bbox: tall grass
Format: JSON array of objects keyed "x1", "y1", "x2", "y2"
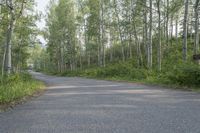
[{"x1": 0, "y1": 73, "x2": 44, "y2": 104}]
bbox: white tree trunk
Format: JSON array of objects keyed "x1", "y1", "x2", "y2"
[
  {"x1": 5, "y1": 9, "x2": 15, "y2": 74},
  {"x1": 157, "y1": 0, "x2": 162, "y2": 71},
  {"x1": 148, "y1": 0, "x2": 153, "y2": 69},
  {"x1": 194, "y1": 0, "x2": 200, "y2": 54},
  {"x1": 182, "y1": 0, "x2": 189, "y2": 61}
]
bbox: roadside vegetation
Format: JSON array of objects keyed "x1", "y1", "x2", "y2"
[
  {"x1": 0, "y1": 73, "x2": 44, "y2": 105},
  {"x1": 46, "y1": 60, "x2": 200, "y2": 89}
]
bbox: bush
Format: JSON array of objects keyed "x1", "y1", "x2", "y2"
[
  {"x1": 61, "y1": 62, "x2": 149, "y2": 81},
  {"x1": 130, "y1": 68, "x2": 148, "y2": 80},
  {"x1": 167, "y1": 64, "x2": 200, "y2": 87}
]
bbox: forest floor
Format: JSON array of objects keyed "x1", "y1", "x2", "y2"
[{"x1": 0, "y1": 72, "x2": 200, "y2": 133}]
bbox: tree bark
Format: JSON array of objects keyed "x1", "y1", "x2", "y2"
[
  {"x1": 157, "y1": 0, "x2": 162, "y2": 71},
  {"x1": 156, "y1": 0, "x2": 162, "y2": 71},
  {"x1": 175, "y1": 15, "x2": 179, "y2": 60},
  {"x1": 5, "y1": 7, "x2": 15, "y2": 74},
  {"x1": 148, "y1": 0, "x2": 153, "y2": 69},
  {"x1": 194, "y1": 0, "x2": 200, "y2": 54},
  {"x1": 100, "y1": 0, "x2": 105, "y2": 67},
  {"x1": 2, "y1": 42, "x2": 7, "y2": 77},
  {"x1": 166, "y1": 0, "x2": 169, "y2": 47},
  {"x1": 114, "y1": 0, "x2": 125, "y2": 62},
  {"x1": 182, "y1": 0, "x2": 189, "y2": 61}
]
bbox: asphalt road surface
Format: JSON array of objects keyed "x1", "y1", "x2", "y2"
[{"x1": 1, "y1": 72, "x2": 200, "y2": 133}]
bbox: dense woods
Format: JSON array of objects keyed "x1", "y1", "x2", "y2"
[
  {"x1": 34, "y1": 0, "x2": 198, "y2": 70},
  {"x1": 31, "y1": 0, "x2": 200, "y2": 87}
]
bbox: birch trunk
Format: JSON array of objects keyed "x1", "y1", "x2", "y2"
[
  {"x1": 5, "y1": 6, "x2": 15, "y2": 74},
  {"x1": 148, "y1": 0, "x2": 153, "y2": 69},
  {"x1": 182, "y1": 0, "x2": 189, "y2": 61},
  {"x1": 194, "y1": 0, "x2": 200, "y2": 54},
  {"x1": 114, "y1": 0, "x2": 125, "y2": 62},
  {"x1": 157, "y1": 0, "x2": 162, "y2": 71}
]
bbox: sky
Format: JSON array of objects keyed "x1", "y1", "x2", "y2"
[{"x1": 35, "y1": 0, "x2": 50, "y2": 45}]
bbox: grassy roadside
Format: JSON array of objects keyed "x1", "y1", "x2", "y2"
[{"x1": 0, "y1": 73, "x2": 45, "y2": 111}]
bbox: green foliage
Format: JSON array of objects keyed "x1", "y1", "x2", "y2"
[
  {"x1": 42, "y1": 0, "x2": 77, "y2": 72},
  {"x1": 0, "y1": 0, "x2": 39, "y2": 74},
  {"x1": 166, "y1": 64, "x2": 200, "y2": 87},
  {"x1": 92, "y1": 62, "x2": 147, "y2": 80},
  {"x1": 0, "y1": 73, "x2": 44, "y2": 104},
  {"x1": 59, "y1": 61, "x2": 147, "y2": 80}
]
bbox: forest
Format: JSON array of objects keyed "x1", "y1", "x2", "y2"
[
  {"x1": 33, "y1": 0, "x2": 200, "y2": 87},
  {"x1": 0, "y1": 0, "x2": 200, "y2": 104}
]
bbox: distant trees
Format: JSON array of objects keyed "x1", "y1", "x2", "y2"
[
  {"x1": 45, "y1": 0, "x2": 76, "y2": 72},
  {"x1": 36, "y1": 0, "x2": 200, "y2": 73}
]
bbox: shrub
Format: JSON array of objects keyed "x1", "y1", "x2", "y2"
[
  {"x1": 167, "y1": 64, "x2": 200, "y2": 87},
  {"x1": 95, "y1": 63, "x2": 131, "y2": 78},
  {"x1": 130, "y1": 68, "x2": 148, "y2": 80}
]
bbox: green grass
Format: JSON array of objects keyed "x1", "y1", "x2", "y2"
[{"x1": 0, "y1": 73, "x2": 45, "y2": 105}]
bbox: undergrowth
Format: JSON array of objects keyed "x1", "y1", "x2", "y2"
[{"x1": 55, "y1": 61, "x2": 200, "y2": 89}]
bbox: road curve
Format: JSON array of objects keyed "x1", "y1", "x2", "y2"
[{"x1": 1, "y1": 72, "x2": 200, "y2": 133}]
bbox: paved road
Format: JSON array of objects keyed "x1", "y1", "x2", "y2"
[{"x1": 1, "y1": 72, "x2": 200, "y2": 133}]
